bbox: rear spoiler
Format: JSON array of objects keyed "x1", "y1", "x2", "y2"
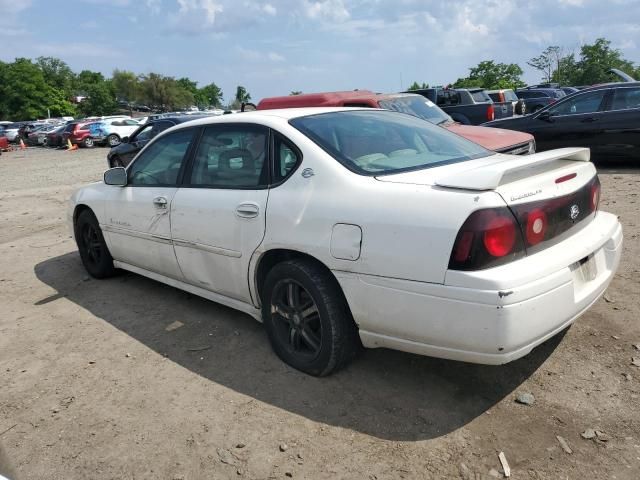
[{"x1": 435, "y1": 147, "x2": 590, "y2": 191}]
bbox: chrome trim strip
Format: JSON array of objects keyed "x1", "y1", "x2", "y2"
[
  {"x1": 101, "y1": 224, "x2": 173, "y2": 245},
  {"x1": 173, "y1": 239, "x2": 242, "y2": 258}
]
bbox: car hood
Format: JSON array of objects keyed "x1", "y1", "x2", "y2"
[{"x1": 446, "y1": 123, "x2": 532, "y2": 151}]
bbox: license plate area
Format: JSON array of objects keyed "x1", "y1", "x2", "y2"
[{"x1": 570, "y1": 253, "x2": 598, "y2": 288}]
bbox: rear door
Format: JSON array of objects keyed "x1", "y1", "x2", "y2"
[
  {"x1": 531, "y1": 89, "x2": 610, "y2": 151},
  {"x1": 596, "y1": 86, "x2": 640, "y2": 159},
  {"x1": 103, "y1": 127, "x2": 197, "y2": 279},
  {"x1": 170, "y1": 124, "x2": 271, "y2": 303}
]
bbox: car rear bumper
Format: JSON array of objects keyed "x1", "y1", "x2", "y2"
[{"x1": 335, "y1": 211, "x2": 622, "y2": 364}]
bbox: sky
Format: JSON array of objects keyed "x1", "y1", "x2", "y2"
[{"x1": 1, "y1": 0, "x2": 639, "y2": 103}]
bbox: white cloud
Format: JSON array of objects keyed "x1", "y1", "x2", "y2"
[
  {"x1": 263, "y1": 3, "x2": 277, "y2": 15},
  {"x1": 237, "y1": 46, "x2": 285, "y2": 63},
  {"x1": 304, "y1": 0, "x2": 350, "y2": 22}
]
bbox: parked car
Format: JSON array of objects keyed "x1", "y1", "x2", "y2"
[
  {"x1": 69, "y1": 108, "x2": 622, "y2": 376},
  {"x1": 2, "y1": 123, "x2": 23, "y2": 142},
  {"x1": 515, "y1": 87, "x2": 566, "y2": 113},
  {"x1": 484, "y1": 82, "x2": 640, "y2": 160},
  {"x1": 487, "y1": 89, "x2": 526, "y2": 115},
  {"x1": 257, "y1": 91, "x2": 535, "y2": 155},
  {"x1": 0, "y1": 126, "x2": 8, "y2": 152},
  {"x1": 44, "y1": 125, "x2": 67, "y2": 148},
  {"x1": 107, "y1": 116, "x2": 205, "y2": 168},
  {"x1": 17, "y1": 123, "x2": 50, "y2": 142},
  {"x1": 23, "y1": 125, "x2": 51, "y2": 146},
  {"x1": 61, "y1": 121, "x2": 107, "y2": 148},
  {"x1": 100, "y1": 118, "x2": 141, "y2": 147},
  {"x1": 406, "y1": 87, "x2": 512, "y2": 125}
]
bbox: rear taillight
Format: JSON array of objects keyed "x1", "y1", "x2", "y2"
[
  {"x1": 487, "y1": 104, "x2": 495, "y2": 121},
  {"x1": 449, "y1": 207, "x2": 525, "y2": 270}
]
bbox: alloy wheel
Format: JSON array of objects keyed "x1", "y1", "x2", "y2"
[{"x1": 270, "y1": 279, "x2": 322, "y2": 360}]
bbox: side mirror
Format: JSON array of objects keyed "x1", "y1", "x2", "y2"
[
  {"x1": 104, "y1": 167, "x2": 127, "y2": 186},
  {"x1": 121, "y1": 136, "x2": 129, "y2": 143},
  {"x1": 537, "y1": 111, "x2": 553, "y2": 122}
]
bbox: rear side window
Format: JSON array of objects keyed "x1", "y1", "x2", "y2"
[
  {"x1": 471, "y1": 90, "x2": 490, "y2": 103},
  {"x1": 611, "y1": 87, "x2": 640, "y2": 110},
  {"x1": 503, "y1": 90, "x2": 518, "y2": 102},
  {"x1": 273, "y1": 134, "x2": 301, "y2": 182},
  {"x1": 188, "y1": 125, "x2": 269, "y2": 188}
]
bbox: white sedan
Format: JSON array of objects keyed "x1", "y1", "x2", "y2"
[{"x1": 69, "y1": 108, "x2": 623, "y2": 376}]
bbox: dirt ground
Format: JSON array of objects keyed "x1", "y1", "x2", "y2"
[{"x1": 0, "y1": 146, "x2": 639, "y2": 480}]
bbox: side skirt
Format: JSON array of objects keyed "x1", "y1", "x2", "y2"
[{"x1": 113, "y1": 260, "x2": 263, "y2": 321}]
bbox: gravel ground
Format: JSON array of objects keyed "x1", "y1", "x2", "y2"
[{"x1": 0, "y1": 146, "x2": 639, "y2": 480}]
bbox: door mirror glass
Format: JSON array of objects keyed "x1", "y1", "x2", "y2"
[{"x1": 104, "y1": 167, "x2": 127, "y2": 186}]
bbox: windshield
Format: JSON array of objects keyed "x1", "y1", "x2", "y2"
[
  {"x1": 378, "y1": 96, "x2": 452, "y2": 125},
  {"x1": 290, "y1": 110, "x2": 490, "y2": 176}
]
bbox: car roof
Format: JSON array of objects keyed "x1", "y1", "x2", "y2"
[{"x1": 170, "y1": 107, "x2": 372, "y2": 130}]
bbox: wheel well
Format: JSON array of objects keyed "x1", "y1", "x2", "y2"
[
  {"x1": 255, "y1": 249, "x2": 335, "y2": 302},
  {"x1": 73, "y1": 204, "x2": 93, "y2": 227}
]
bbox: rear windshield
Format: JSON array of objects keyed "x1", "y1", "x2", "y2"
[
  {"x1": 470, "y1": 90, "x2": 491, "y2": 103},
  {"x1": 503, "y1": 90, "x2": 519, "y2": 102},
  {"x1": 378, "y1": 96, "x2": 452, "y2": 125},
  {"x1": 289, "y1": 110, "x2": 490, "y2": 176}
]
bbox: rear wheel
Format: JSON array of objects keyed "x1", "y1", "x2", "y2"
[
  {"x1": 110, "y1": 155, "x2": 124, "y2": 168},
  {"x1": 83, "y1": 137, "x2": 94, "y2": 148},
  {"x1": 75, "y1": 210, "x2": 116, "y2": 278},
  {"x1": 262, "y1": 259, "x2": 360, "y2": 376},
  {"x1": 107, "y1": 134, "x2": 121, "y2": 147}
]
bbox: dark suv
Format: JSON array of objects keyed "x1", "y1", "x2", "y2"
[{"x1": 515, "y1": 88, "x2": 565, "y2": 113}]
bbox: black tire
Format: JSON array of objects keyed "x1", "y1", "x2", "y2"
[
  {"x1": 261, "y1": 259, "x2": 360, "y2": 376},
  {"x1": 82, "y1": 137, "x2": 94, "y2": 148},
  {"x1": 111, "y1": 155, "x2": 124, "y2": 168},
  {"x1": 107, "y1": 134, "x2": 121, "y2": 147},
  {"x1": 75, "y1": 210, "x2": 116, "y2": 279}
]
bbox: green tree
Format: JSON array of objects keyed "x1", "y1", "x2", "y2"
[
  {"x1": 406, "y1": 81, "x2": 429, "y2": 90},
  {"x1": 36, "y1": 56, "x2": 74, "y2": 97},
  {"x1": 78, "y1": 81, "x2": 117, "y2": 116},
  {"x1": 454, "y1": 60, "x2": 526, "y2": 90},
  {"x1": 235, "y1": 85, "x2": 251, "y2": 103},
  {"x1": 139, "y1": 73, "x2": 194, "y2": 111},
  {"x1": 573, "y1": 38, "x2": 636, "y2": 85},
  {"x1": 74, "y1": 70, "x2": 106, "y2": 96},
  {"x1": 111, "y1": 69, "x2": 139, "y2": 104},
  {"x1": 199, "y1": 82, "x2": 223, "y2": 107},
  {"x1": 0, "y1": 58, "x2": 75, "y2": 119},
  {"x1": 527, "y1": 46, "x2": 563, "y2": 83}
]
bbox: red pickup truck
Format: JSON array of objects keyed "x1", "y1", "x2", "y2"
[{"x1": 257, "y1": 90, "x2": 535, "y2": 155}]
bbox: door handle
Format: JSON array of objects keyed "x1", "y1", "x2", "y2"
[
  {"x1": 153, "y1": 196, "x2": 168, "y2": 209},
  {"x1": 581, "y1": 117, "x2": 597, "y2": 123},
  {"x1": 236, "y1": 203, "x2": 259, "y2": 218}
]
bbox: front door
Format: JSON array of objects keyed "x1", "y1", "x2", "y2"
[
  {"x1": 103, "y1": 127, "x2": 197, "y2": 279},
  {"x1": 171, "y1": 124, "x2": 270, "y2": 303},
  {"x1": 533, "y1": 89, "x2": 610, "y2": 152}
]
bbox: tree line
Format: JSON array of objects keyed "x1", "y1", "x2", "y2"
[
  {"x1": 0, "y1": 57, "x2": 251, "y2": 120},
  {"x1": 407, "y1": 37, "x2": 640, "y2": 92},
  {"x1": 1, "y1": 37, "x2": 638, "y2": 120}
]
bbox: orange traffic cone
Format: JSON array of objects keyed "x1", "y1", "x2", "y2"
[
  {"x1": 19, "y1": 138, "x2": 26, "y2": 150},
  {"x1": 66, "y1": 139, "x2": 78, "y2": 151}
]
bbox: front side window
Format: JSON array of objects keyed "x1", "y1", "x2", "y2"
[
  {"x1": 548, "y1": 90, "x2": 608, "y2": 116},
  {"x1": 611, "y1": 87, "x2": 640, "y2": 111},
  {"x1": 189, "y1": 125, "x2": 268, "y2": 188},
  {"x1": 290, "y1": 110, "x2": 490, "y2": 175},
  {"x1": 128, "y1": 128, "x2": 195, "y2": 186}
]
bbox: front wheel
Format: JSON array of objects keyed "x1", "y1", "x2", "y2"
[
  {"x1": 82, "y1": 137, "x2": 94, "y2": 148},
  {"x1": 75, "y1": 210, "x2": 116, "y2": 278},
  {"x1": 262, "y1": 259, "x2": 360, "y2": 376}
]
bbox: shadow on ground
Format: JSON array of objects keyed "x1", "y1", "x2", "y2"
[{"x1": 35, "y1": 252, "x2": 564, "y2": 441}]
